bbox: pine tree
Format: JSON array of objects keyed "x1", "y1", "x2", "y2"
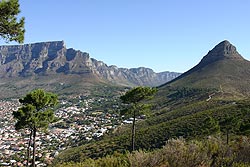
[
  {"x1": 120, "y1": 86, "x2": 157, "y2": 151},
  {"x1": 13, "y1": 89, "x2": 58, "y2": 167}
]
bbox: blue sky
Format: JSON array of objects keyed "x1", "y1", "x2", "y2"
[{"x1": 0, "y1": 0, "x2": 250, "y2": 73}]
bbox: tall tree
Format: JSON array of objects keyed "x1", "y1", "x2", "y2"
[
  {"x1": 13, "y1": 89, "x2": 58, "y2": 167},
  {"x1": 120, "y1": 86, "x2": 157, "y2": 151},
  {"x1": 0, "y1": 0, "x2": 25, "y2": 43},
  {"x1": 220, "y1": 115, "x2": 240, "y2": 145},
  {"x1": 14, "y1": 104, "x2": 34, "y2": 167}
]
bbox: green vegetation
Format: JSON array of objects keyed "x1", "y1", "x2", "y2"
[
  {"x1": 0, "y1": 0, "x2": 25, "y2": 43},
  {"x1": 13, "y1": 89, "x2": 58, "y2": 167},
  {"x1": 53, "y1": 86, "x2": 250, "y2": 165},
  {"x1": 51, "y1": 51, "x2": 250, "y2": 166},
  {"x1": 5, "y1": 41, "x2": 250, "y2": 166},
  {"x1": 53, "y1": 136, "x2": 250, "y2": 167}
]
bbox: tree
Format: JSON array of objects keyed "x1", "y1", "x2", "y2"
[
  {"x1": 0, "y1": 0, "x2": 25, "y2": 43},
  {"x1": 13, "y1": 89, "x2": 58, "y2": 167},
  {"x1": 120, "y1": 86, "x2": 157, "y2": 151},
  {"x1": 220, "y1": 115, "x2": 240, "y2": 145}
]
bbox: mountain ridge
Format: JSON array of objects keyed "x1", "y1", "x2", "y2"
[
  {"x1": 0, "y1": 41, "x2": 180, "y2": 98},
  {"x1": 0, "y1": 41, "x2": 180, "y2": 87}
]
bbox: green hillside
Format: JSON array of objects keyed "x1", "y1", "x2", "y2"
[
  {"x1": 53, "y1": 91, "x2": 250, "y2": 164},
  {"x1": 54, "y1": 136, "x2": 250, "y2": 167},
  {"x1": 164, "y1": 59, "x2": 250, "y2": 98},
  {"x1": 52, "y1": 41, "x2": 250, "y2": 166}
]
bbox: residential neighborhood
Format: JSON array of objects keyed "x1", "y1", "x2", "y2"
[{"x1": 0, "y1": 96, "x2": 125, "y2": 166}]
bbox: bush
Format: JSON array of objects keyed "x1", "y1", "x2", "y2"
[{"x1": 53, "y1": 136, "x2": 250, "y2": 167}]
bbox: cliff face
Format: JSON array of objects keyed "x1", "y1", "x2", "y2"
[
  {"x1": 0, "y1": 41, "x2": 180, "y2": 87},
  {"x1": 0, "y1": 41, "x2": 67, "y2": 77},
  {"x1": 198, "y1": 40, "x2": 244, "y2": 68}
]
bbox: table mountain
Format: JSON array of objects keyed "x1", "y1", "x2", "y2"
[{"x1": 0, "y1": 41, "x2": 180, "y2": 98}]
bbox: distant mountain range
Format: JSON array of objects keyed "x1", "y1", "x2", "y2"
[
  {"x1": 161, "y1": 40, "x2": 250, "y2": 97},
  {"x1": 0, "y1": 41, "x2": 180, "y2": 98}
]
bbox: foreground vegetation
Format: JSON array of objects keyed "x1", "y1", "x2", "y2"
[
  {"x1": 53, "y1": 135, "x2": 250, "y2": 167},
  {"x1": 53, "y1": 87, "x2": 250, "y2": 165}
]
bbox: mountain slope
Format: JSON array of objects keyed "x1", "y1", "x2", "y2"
[{"x1": 162, "y1": 40, "x2": 250, "y2": 97}]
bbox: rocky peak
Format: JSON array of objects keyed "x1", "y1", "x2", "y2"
[{"x1": 200, "y1": 40, "x2": 244, "y2": 66}]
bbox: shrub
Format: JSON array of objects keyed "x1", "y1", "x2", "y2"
[{"x1": 52, "y1": 136, "x2": 250, "y2": 167}]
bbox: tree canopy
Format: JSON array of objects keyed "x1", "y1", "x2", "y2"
[
  {"x1": 0, "y1": 0, "x2": 25, "y2": 43},
  {"x1": 15, "y1": 89, "x2": 58, "y2": 130},
  {"x1": 121, "y1": 86, "x2": 157, "y2": 104}
]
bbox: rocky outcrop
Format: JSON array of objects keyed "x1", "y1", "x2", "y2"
[
  {"x1": 0, "y1": 41, "x2": 180, "y2": 87},
  {"x1": 199, "y1": 40, "x2": 244, "y2": 67}
]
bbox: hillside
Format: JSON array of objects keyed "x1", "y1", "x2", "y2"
[
  {"x1": 0, "y1": 41, "x2": 180, "y2": 98},
  {"x1": 53, "y1": 93, "x2": 250, "y2": 165},
  {"x1": 163, "y1": 40, "x2": 250, "y2": 98},
  {"x1": 53, "y1": 40, "x2": 250, "y2": 165}
]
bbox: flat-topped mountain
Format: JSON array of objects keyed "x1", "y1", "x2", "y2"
[
  {"x1": 162, "y1": 40, "x2": 250, "y2": 97},
  {"x1": 0, "y1": 41, "x2": 180, "y2": 98}
]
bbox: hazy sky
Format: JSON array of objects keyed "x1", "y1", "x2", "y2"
[{"x1": 0, "y1": 0, "x2": 249, "y2": 72}]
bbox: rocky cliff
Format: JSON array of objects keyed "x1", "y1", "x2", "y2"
[
  {"x1": 198, "y1": 40, "x2": 244, "y2": 68},
  {"x1": 0, "y1": 41, "x2": 180, "y2": 87}
]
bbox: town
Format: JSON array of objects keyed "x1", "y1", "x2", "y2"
[{"x1": 0, "y1": 95, "x2": 132, "y2": 166}]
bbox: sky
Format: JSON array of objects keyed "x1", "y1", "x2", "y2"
[{"x1": 0, "y1": 0, "x2": 250, "y2": 73}]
